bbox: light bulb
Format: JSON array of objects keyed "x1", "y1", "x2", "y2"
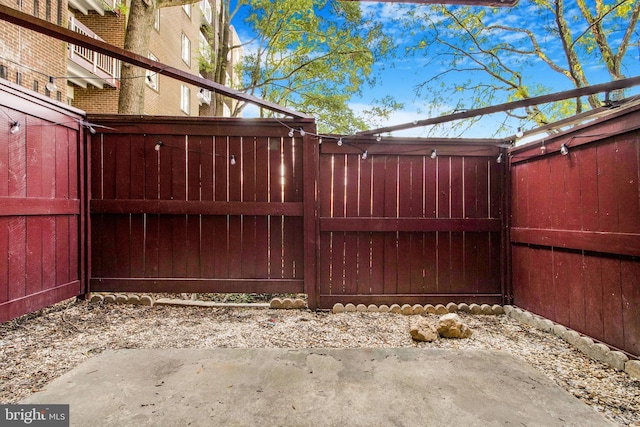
[
  {"x1": 430, "y1": 149, "x2": 437, "y2": 159},
  {"x1": 46, "y1": 76, "x2": 57, "y2": 93},
  {"x1": 540, "y1": 145, "x2": 546, "y2": 154},
  {"x1": 560, "y1": 143, "x2": 569, "y2": 156},
  {"x1": 516, "y1": 127, "x2": 524, "y2": 138},
  {"x1": 337, "y1": 138, "x2": 343, "y2": 147},
  {"x1": 10, "y1": 121, "x2": 20, "y2": 134},
  {"x1": 88, "y1": 125, "x2": 96, "y2": 135},
  {"x1": 299, "y1": 128, "x2": 305, "y2": 137},
  {"x1": 230, "y1": 154, "x2": 237, "y2": 165},
  {"x1": 361, "y1": 150, "x2": 368, "y2": 160},
  {"x1": 288, "y1": 129, "x2": 294, "y2": 137},
  {"x1": 376, "y1": 135, "x2": 381, "y2": 142},
  {"x1": 496, "y1": 153, "x2": 503, "y2": 164},
  {"x1": 154, "y1": 141, "x2": 163, "y2": 151}
]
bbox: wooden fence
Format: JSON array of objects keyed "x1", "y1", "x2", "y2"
[
  {"x1": 0, "y1": 80, "x2": 86, "y2": 323},
  {"x1": 317, "y1": 139, "x2": 506, "y2": 308},
  {"x1": 508, "y1": 104, "x2": 640, "y2": 356},
  {"x1": 87, "y1": 116, "x2": 319, "y2": 304}
]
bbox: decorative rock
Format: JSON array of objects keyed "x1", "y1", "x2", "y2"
[
  {"x1": 502, "y1": 305, "x2": 514, "y2": 315},
  {"x1": 562, "y1": 330, "x2": 581, "y2": 346},
  {"x1": 457, "y1": 303, "x2": 470, "y2": 313},
  {"x1": 378, "y1": 305, "x2": 390, "y2": 313},
  {"x1": 389, "y1": 304, "x2": 402, "y2": 314},
  {"x1": 625, "y1": 360, "x2": 640, "y2": 380},
  {"x1": 367, "y1": 304, "x2": 379, "y2": 312},
  {"x1": 401, "y1": 304, "x2": 414, "y2": 315},
  {"x1": 412, "y1": 304, "x2": 425, "y2": 315},
  {"x1": 552, "y1": 324, "x2": 567, "y2": 336},
  {"x1": 592, "y1": 343, "x2": 610, "y2": 360},
  {"x1": 606, "y1": 351, "x2": 628, "y2": 372},
  {"x1": 424, "y1": 304, "x2": 436, "y2": 314},
  {"x1": 332, "y1": 303, "x2": 345, "y2": 313},
  {"x1": 446, "y1": 302, "x2": 458, "y2": 313},
  {"x1": 491, "y1": 305, "x2": 504, "y2": 315},
  {"x1": 437, "y1": 313, "x2": 473, "y2": 339},
  {"x1": 293, "y1": 299, "x2": 307, "y2": 309},
  {"x1": 538, "y1": 319, "x2": 554, "y2": 332},
  {"x1": 89, "y1": 294, "x2": 104, "y2": 303},
  {"x1": 469, "y1": 303, "x2": 482, "y2": 314},
  {"x1": 434, "y1": 304, "x2": 448, "y2": 315},
  {"x1": 115, "y1": 294, "x2": 128, "y2": 304},
  {"x1": 282, "y1": 298, "x2": 295, "y2": 309},
  {"x1": 139, "y1": 295, "x2": 154, "y2": 306},
  {"x1": 410, "y1": 318, "x2": 439, "y2": 342},
  {"x1": 521, "y1": 311, "x2": 534, "y2": 325},
  {"x1": 356, "y1": 304, "x2": 368, "y2": 312},
  {"x1": 128, "y1": 295, "x2": 141, "y2": 305},
  {"x1": 480, "y1": 304, "x2": 493, "y2": 315},
  {"x1": 345, "y1": 303, "x2": 357, "y2": 312}
]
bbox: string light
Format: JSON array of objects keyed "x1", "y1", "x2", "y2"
[
  {"x1": 496, "y1": 153, "x2": 503, "y2": 163},
  {"x1": 361, "y1": 150, "x2": 368, "y2": 160},
  {"x1": 540, "y1": 143, "x2": 546, "y2": 154},
  {"x1": 560, "y1": 143, "x2": 569, "y2": 155},
  {"x1": 10, "y1": 121, "x2": 21, "y2": 134},
  {"x1": 45, "y1": 76, "x2": 57, "y2": 92},
  {"x1": 376, "y1": 134, "x2": 381, "y2": 142},
  {"x1": 154, "y1": 141, "x2": 164, "y2": 151},
  {"x1": 299, "y1": 128, "x2": 305, "y2": 137},
  {"x1": 430, "y1": 149, "x2": 437, "y2": 159},
  {"x1": 337, "y1": 138, "x2": 343, "y2": 147},
  {"x1": 516, "y1": 127, "x2": 524, "y2": 138},
  {"x1": 288, "y1": 128, "x2": 294, "y2": 137},
  {"x1": 87, "y1": 125, "x2": 96, "y2": 135},
  {"x1": 230, "y1": 154, "x2": 237, "y2": 165}
]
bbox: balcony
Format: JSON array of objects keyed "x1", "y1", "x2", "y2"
[
  {"x1": 67, "y1": 16, "x2": 120, "y2": 89},
  {"x1": 68, "y1": 0, "x2": 116, "y2": 16}
]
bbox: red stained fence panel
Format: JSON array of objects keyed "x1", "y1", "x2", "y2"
[
  {"x1": 509, "y1": 105, "x2": 640, "y2": 356},
  {"x1": 0, "y1": 81, "x2": 85, "y2": 323},
  {"x1": 87, "y1": 116, "x2": 317, "y2": 301},
  {"x1": 317, "y1": 140, "x2": 505, "y2": 308}
]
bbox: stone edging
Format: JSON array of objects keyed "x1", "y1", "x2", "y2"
[
  {"x1": 330, "y1": 302, "x2": 639, "y2": 380},
  {"x1": 503, "y1": 305, "x2": 639, "y2": 379},
  {"x1": 331, "y1": 302, "x2": 504, "y2": 315}
]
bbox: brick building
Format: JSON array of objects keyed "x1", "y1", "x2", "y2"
[{"x1": 0, "y1": 0, "x2": 242, "y2": 116}]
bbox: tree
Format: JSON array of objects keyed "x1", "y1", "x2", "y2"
[
  {"x1": 118, "y1": 0, "x2": 202, "y2": 114},
  {"x1": 403, "y1": 0, "x2": 640, "y2": 134},
  {"x1": 206, "y1": 0, "x2": 398, "y2": 134}
]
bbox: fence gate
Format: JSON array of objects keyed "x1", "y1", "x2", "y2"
[
  {"x1": 88, "y1": 116, "x2": 317, "y2": 302},
  {"x1": 317, "y1": 139, "x2": 506, "y2": 308},
  {"x1": 0, "y1": 81, "x2": 86, "y2": 322}
]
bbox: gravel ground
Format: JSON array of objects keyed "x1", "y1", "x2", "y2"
[{"x1": 1, "y1": 297, "x2": 639, "y2": 426}]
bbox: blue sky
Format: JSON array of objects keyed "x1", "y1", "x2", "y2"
[{"x1": 230, "y1": 1, "x2": 640, "y2": 138}]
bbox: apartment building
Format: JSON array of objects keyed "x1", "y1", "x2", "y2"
[{"x1": 0, "y1": 0, "x2": 242, "y2": 117}]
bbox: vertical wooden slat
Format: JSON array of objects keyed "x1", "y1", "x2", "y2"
[
  {"x1": 228, "y1": 136, "x2": 243, "y2": 279},
  {"x1": 409, "y1": 156, "x2": 426, "y2": 294},
  {"x1": 383, "y1": 155, "x2": 399, "y2": 294},
  {"x1": 370, "y1": 155, "x2": 385, "y2": 294},
  {"x1": 596, "y1": 141, "x2": 619, "y2": 232},
  {"x1": 241, "y1": 137, "x2": 257, "y2": 279},
  {"x1": 437, "y1": 157, "x2": 451, "y2": 293},
  {"x1": 344, "y1": 154, "x2": 360, "y2": 295},
  {"x1": 254, "y1": 137, "x2": 270, "y2": 278},
  {"x1": 582, "y1": 253, "x2": 604, "y2": 342},
  {"x1": 616, "y1": 139, "x2": 640, "y2": 233},
  {"x1": 319, "y1": 153, "x2": 334, "y2": 295},
  {"x1": 601, "y1": 257, "x2": 624, "y2": 350},
  {"x1": 25, "y1": 217, "x2": 43, "y2": 295},
  {"x1": 621, "y1": 258, "x2": 640, "y2": 355},
  {"x1": 357, "y1": 154, "x2": 373, "y2": 294},
  {"x1": 578, "y1": 145, "x2": 599, "y2": 231}
]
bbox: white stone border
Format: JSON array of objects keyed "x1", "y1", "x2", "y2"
[{"x1": 330, "y1": 302, "x2": 640, "y2": 380}]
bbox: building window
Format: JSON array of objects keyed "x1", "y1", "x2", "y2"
[
  {"x1": 199, "y1": 31, "x2": 212, "y2": 63},
  {"x1": 182, "y1": 4, "x2": 191, "y2": 17},
  {"x1": 200, "y1": 0, "x2": 212, "y2": 25},
  {"x1": 181, "y1": 33, "x2": 191, "y2": 65},
  {"x1": 56, "y1": 0, "x2": 62, "y2": 25},
  {"x1": 45, "y1": 0, "x2": 51, "y2": 21},
  {"x1": 33, "y1": 80, "x2": 39, "y2": 92},
  {"x1": 180, "y1": 85, "x2": 191, "y2": 114},
  {"x1": 33, "y1": 0, "x2": 39, "y2": 18},
  {"x1": 154, "y1": 9, "x2": 160, "y2": 31},
  {"x1": 146, "y1": 53, "x2": 158, "y2": 90}
]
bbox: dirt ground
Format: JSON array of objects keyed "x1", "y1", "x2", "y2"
[{"x1": 1, "y1": 296, "x2": 639, "y2": 426}]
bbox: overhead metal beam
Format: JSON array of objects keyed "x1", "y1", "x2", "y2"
[
  {"x1": 358, "y1": 76, "x2": 640, "y2": 136},
  {"x1": 0, "y1": 4, "x2": 313, "y2": 119}
]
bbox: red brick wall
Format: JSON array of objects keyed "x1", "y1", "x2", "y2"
[{"x1": 0, "y1": 0, "x2": 68, "y2": 103}]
